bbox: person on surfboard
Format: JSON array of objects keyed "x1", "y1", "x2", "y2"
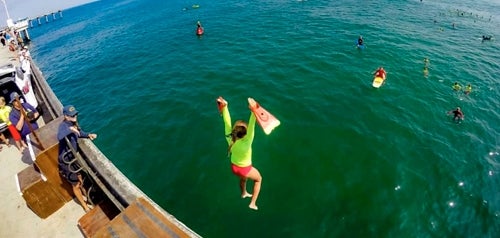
[
  {"x1": 357, "y1": 35, "x2": 364, "y2": 48},
  {"x1": 373, "y1": 67, "x2": 386, "y2": 79},
  {"x1": 217, "y1": 96, "x2": 262, "y2": 210},
  {"x1": 196, "y1": 21, "x2": 204, "y2": 36}
]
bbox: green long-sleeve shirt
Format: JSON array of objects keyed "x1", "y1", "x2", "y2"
[{"x1": 222, "y1": 106, "x2": 256, "y2": 167}]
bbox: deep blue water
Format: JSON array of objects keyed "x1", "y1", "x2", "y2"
[{"x1": 27, "y1": 0, "x2": 499, "y2": 237}]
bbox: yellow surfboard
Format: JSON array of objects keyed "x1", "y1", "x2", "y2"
[{"x1": 372, "y1": 76, "x2": 385, "y2": 88}]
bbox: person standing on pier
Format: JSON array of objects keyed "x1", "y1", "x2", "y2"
[
  {"x1": 8, "y1": 39, "x2": 16, "y2": 52},
  {"x1": 14, "y1": 31, "x2": 24, "y2": 48},
  {"x1": 57, "y1": 105, "x2": 97, "y2": 213},
  {"x1": 16, "y1": 48, "x2": 37, "y2": 108},
  {"x1": 0, "y1": 96, "x2": 27, "y2": 151},
  {"x1": 0, "y1": 32, "x2": 6, "y2": 47},
  {"x1": 8, "y1": 92, "x2": 39, "y2": 140}
]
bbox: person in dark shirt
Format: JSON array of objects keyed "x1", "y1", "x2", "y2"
[
  {"x1": 447, "y1": 107, "x2": 464, "y2": 121},
  {"x1": 357, "y1": 35, "x2": 364, "y2": 47},
  {"x1": 57, "y1": 105, "x2": 97, "y2": 213},
  {"x1": 8, "y1": 92, "x2": 39, "y2": 140},
  {"x1": 482, "y1": 35, "x2": 492, "y2": 41},
  {"x1": 481, "y1": 35, "x2": 493, "y2": 43}
]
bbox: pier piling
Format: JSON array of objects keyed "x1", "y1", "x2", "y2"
[{"x1": 28, "y1": 10, "x2": 63, "y2": 28}]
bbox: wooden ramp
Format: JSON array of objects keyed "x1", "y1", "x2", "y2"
[
  {"x1": 79, "y1": 197, "x2": 192, "y2": 238},
  {"x1": 18, "y1": 116, "x2": 75, "y2": 219},
  {"x1": 17, "y1": 165, "x2": 67, "y2": 219}
]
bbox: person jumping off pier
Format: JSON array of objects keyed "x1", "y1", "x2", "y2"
[{"x1": 217, "y1": 96, "x2": 262, "y2": 210}]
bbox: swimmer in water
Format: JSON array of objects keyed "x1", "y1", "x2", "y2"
[
  {"x1": 357, "y1": 35, "x2": 364, "y2": 47},
  {"x1": 482, "y1": 35, "x2": 492, "y2": 42},
  {"x1": 464, "y1": 84, "x2": 472, "y2": 95},
  {"x1": 447, "y1": 107, "x2": 464, "y2": 122}
]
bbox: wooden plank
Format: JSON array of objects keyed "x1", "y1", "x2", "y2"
[
  {"x1": 18, "y1": 165, "x2": 66, "y2": 219},
  {"x1": 93, "y1": 197, "x2": 190, "y2": 238},
  {"x1": 34, "y1": 144, "x2": 73, "y2": 202},
  {"x1": 29, "y1": 116, "x2": 63, "y2": 156},
  {"x1": 135, "y1": 197, "x2": 190, "y2": 238},
  {"x1": 17, "y1": 164, "x2": 42, "y2": 191},
  {"x1": 78, "y1": 200, "x2": 120, "y2": 238}
]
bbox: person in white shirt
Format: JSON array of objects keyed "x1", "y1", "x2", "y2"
[{"x1": 15, "y1": 50, "x2": 38, "y2": 108}]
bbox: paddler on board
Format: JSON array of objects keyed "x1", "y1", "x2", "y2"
[
  {"x1": 357, "y1": 35, "x2": 364, "y2": 48},
  {"x1": 373, "y1": 67, "x2": 387, "y2": 79},
  {"x1": 196, "y1": 21, "x2": 204, "y2": 36}
]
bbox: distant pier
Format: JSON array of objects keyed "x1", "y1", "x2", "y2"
[
  {"x1": 3, "y1": 10, "x2": 63, "y2": 52},
  {"x1": 28, "y1": 10, "x2": 63, "y2": 28}
]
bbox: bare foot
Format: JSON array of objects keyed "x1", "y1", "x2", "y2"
[
  {"x1": 249, "y1": 204, "x2": 258, "y2": 210},
  {"x1": 241, "y1": 192, "x2": 252, "y2": 199}
]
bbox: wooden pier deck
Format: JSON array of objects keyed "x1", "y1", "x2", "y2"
[
  {"x1": 0, "y1": 38, "x2": 200, "y2": 237},
  {"x1": 0, "y1": 43, "x2": 85, "y2": 236}
]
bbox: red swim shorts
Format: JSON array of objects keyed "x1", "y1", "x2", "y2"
[
  {"x1": 8, "y1": 124, "x2": 21, "y2": 141},
  {"x1": 231, "y1": 164, "x2": 252, "y2": 177}
]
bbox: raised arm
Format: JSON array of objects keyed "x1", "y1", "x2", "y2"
[
  {"x1": 246, "y1": 98, "x2": 257, "y2": 141},
  {"x1": 217, "y1": 96, "x2": 232, "y2": 145}
]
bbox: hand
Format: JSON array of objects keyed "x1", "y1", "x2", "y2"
[
  {"x1": 216, "y1": 96, "x2": 227, "y2": 107},
  {"x1": 216, "y1": 96, "x2": 227, "y2": 113},
  {"x1": 26, "y1": 111, "x2": 35, "y2": 120},
  {"x1": 88, "y1": 134, "x2": 97, "y2": 140}
]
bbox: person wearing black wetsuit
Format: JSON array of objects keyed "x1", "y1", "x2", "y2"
[
  {"x1": 358, "y1": 35, "x2": 363, "y2": 46},
  {"x1": 448, "y1": 107, "x2": 464, "y2": 121},
  {"x1": 482, "y1": 35, "x2": 492, "y2": 42}
]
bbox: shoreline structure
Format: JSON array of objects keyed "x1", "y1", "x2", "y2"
[{"x1": 0, "y1": 29, "x2": 200, "y2": 237}]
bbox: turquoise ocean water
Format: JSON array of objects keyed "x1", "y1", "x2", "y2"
[{"x1": 27, "y1": 0, "x2": 499, "y2": 237}]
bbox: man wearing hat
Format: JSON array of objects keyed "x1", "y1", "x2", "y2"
[
  {"x1": 0, "y1": 96, "x2": 26, "y2": 151},
  {"x1": 8, "y1": 92, "x2": 39, "y2": 140},
  {"x1": 57, "y1": 105, "x2": 97, "y2": 213}
]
